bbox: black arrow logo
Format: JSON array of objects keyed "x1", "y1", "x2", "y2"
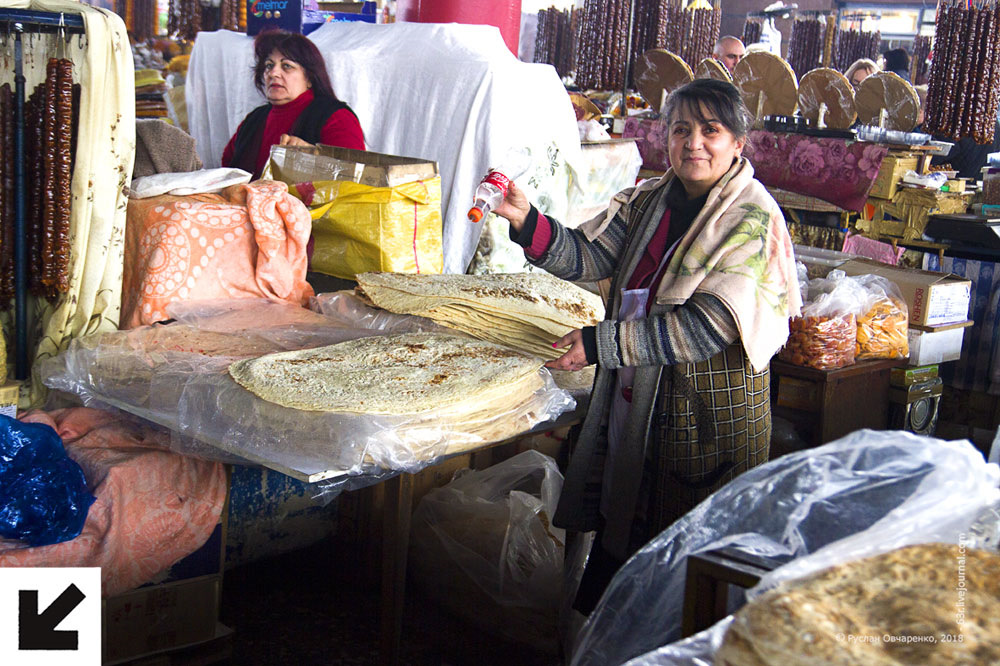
[{"x1": 19, "y1": 583, "x2": 86, "y2": 650}]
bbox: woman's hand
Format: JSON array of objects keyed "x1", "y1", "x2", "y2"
[
  {"x1": 279, "y1": 134, "x2": 313, "y2": 148},
  {"x1": 545, "y1": 329, "x2": 590, "y2": 372},
  {"x1": 491, "y1": 181, "x2": 531, "y2": 232}
]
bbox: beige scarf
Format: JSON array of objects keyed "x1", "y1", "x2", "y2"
[{"x1": 580, "y1": 158, "x2": 801, "y2": 371}]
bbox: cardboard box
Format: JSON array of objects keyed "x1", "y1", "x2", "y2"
[
  {"x1": 906, "y1": 320, "x2": 972, "y2": 366},
  {"x1": 869, "y1": 153, "x2": 919, "y2": 199},
  {"x1": 839, "y1": 258, "x2": 972, "y2": 326},
  {"x1": 103, "y1": 575, "x2": 221, "y2": 664},
  {"x1": 265, "y1": 144, "x2": 438, "y2": 188},
  {"x1": 0, "y1": 380, "x2": 19, "y2": 419}
]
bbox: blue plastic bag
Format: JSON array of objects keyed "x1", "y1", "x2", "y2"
[{"x1": 0, "y1": 414, "x2": 95, "y2": 547}]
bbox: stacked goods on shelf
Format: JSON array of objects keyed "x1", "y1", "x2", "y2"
[
  {"x1": 911, "y1": 34, "x2": 932, "y2": 85},
  {"x1": 135, "y1": 68, "x2": 168, "y2": 119},
  {"x1": 788, "y1": 17, "x2": 824, "y2": 79},
  {"x1": 533, "y1": 6, "x2": 574, "y2": 78},
  {"x1": 220, "y1": 0, "x2": 240, "y2": 32},
  {"x1": 1, "y1": 60, "x2": 79, "y2": 305},
  {"x1": 924, "y1": 0, "x2": 1000, "y2": 144},
  {"x1": 743, "y1": 17, "x2": 763, "y2": 45},
  {"x1": 833, "y1": 28, "x2": 881, "y2": 72}
]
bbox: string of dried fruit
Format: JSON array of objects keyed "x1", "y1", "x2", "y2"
[
  {"x1": 985, "y1": 5, "x2": 1000, "y2": 142},
  {"x1": 822, "y1": 15, "x2": 837, "y2": 67},
  {"x1": 27, "y1": 87, "x2": 45, "y2": 298},
  {"x1": 40, "y1": 59, "x2": 59, "y2": 294},
  {"x1": 911, "y1": 34, "x2": 931, "y2": 85},
  {"x1": 953, "y1": 5, "x2": 978, "y2": 135},
  {"x1": 925, "y1": 3, "x2": 951, "y2": 129},
  {"x1": 53, "y1": 58, "x2": 74, "y2": 296},
  {"x1": 743, "y1": 19, "x2": 762, "y2": 45},
  {"x1": 0, "y1": 83, "x2": 10, "y2": 304}
]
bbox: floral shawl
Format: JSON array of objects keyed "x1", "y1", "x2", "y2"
[{"x1": 579, "y1": 158, "x2": 801, "y2": 371}]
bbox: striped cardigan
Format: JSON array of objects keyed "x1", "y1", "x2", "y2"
[{"x1": 512, "y1": 186, "x2": 739, "y2": 370}]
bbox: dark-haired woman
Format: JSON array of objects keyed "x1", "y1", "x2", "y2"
[
  {"x1": 492, "y1": 78, "x2": 801, "y2": 608},
  {"x1": 222, "y1": 29, "x2": 365, "y2": 178}
]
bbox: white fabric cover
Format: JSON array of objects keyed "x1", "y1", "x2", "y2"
[
  {"x1": 130, "y1": 167, "x2": 252, "y2": 198},
  {"x1": 186, "y1": 23, "x2": 583, "y2": 273}
]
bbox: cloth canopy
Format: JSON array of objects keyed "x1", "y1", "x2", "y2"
[{"x1": 186, "y1": 22, "x2": 584, "y2": 273}]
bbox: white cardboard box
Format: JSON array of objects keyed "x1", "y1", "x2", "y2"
[
  {"x1": 907, "y1": 321, "x2": 972, "y2": 366},
  {"x1": 839, "y1": 258, "x2": 972, "y2": 326}
]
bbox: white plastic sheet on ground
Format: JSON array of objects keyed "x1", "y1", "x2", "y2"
[
  {"x1": 38, "y1": 299, "x2": 575, "y2": 494},
  {"x1": 570, "y1": 429, "x2": 1000, "y2": 666},
  {"x1": 186, "y1": 23, "x2": 583, "y2": 274}
]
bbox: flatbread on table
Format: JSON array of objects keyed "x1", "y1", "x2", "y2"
[
  {"x1": 797, "y1": 68, "x2": 857, "y2": 130},
  {"x1": 855, "y1": 71, "x2": 920, "y2": 132},
  {"x1": 354, "y1": 272, "x2": 606, "y2": 360},
  {"x1": 228, "y1": 332, "x2": 546, "y2": 415},
  {"x1": 634, "y1": 49, "x2": 694, "y2": 112},
  {"x1": 733, "y1": 51, "x2": 798, "y2": 120},
  {"x1": 695, "y1": 57, "x2": 733, "y2": 83},
  {"x1": 716, "y1": 543, "x2": 1000, "y2": 665}
]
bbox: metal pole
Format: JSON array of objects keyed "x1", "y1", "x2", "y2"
[
  {"x1": 621, "y1": 0, "x2": 636, "y2": 117},
  {"x1": 13, "y1": 23, "x2": 27, "y2": 381}
]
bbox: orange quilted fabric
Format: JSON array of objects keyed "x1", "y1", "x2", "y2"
[
  {"x1": 121, "y1": 180, "x2": 314, "y2": 328},
  {"x1": 0, "y1": 408, "x2": 227, "y2": 597}
]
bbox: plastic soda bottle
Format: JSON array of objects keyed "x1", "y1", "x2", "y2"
[{"x1": 467, "y1": 148, "x2": 532, "y2": 223}]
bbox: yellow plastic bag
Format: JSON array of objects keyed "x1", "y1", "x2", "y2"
[{"x1": 290, "y1": 177, "x2": 444, "y2": 280}]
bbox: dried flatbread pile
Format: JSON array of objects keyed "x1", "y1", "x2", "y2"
[
  {"x1": 229, "y1": 332, "x2": 546, "y2": 415},
  {"x1": 717, "y1": 543, "x2": 1000, "y2": 666},
  {"x1": 354, "y1": 272, "x2": 605, "y2": 360}
]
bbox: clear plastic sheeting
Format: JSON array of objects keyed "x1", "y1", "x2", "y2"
[
  {"x1": 310, "y1": 291, "x2": 451, "y2": 335},
  {"x1": 410, "y1": 450, "x2": 566, "y2": 653},
  {"x1": 571, "y1": 429, "x2": 1000, "y2": 666},
  {"x1": 37, "y1": 301, "x2": 576, "y2": 495}
]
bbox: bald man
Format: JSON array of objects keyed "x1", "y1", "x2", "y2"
[{"x1": 713, "y1": 36, "x2": 745, "y2": 72}]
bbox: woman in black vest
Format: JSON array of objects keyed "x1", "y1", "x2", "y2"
[{"x1": 221, "y1": 29, "x2": 365, "y2": 179}]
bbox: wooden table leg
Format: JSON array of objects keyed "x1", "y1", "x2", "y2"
[{"x1": 379, "y1": 472, "x2": 413, "y2": 666}]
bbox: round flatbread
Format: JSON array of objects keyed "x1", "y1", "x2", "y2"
[
  {"x1": 695, "y1": 57, "x2": 733, "y2": 83},
  {"x1": 634, "y1": 49, "x2": 694, "y2": 112},
  {"x1": 229, "y1": 332, "x2": 546, "y2": 414},
  {"x1": 797, "y1": 68, "x2": 857, "y2": 129},
  {"x1": 717, "y1": 543, "x2": 1000, "y2": 666},
  {"x1": 855, "y1": 71, "x2": 920, "y2": 132},
  {"x1": 733, "y1": 51, "x2": 798, "y2": 119}
]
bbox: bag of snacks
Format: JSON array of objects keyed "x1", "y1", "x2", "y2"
[
  {"x1": 779, "y1": 270, "x2": 867, "y2": 370},
  {"x1": 852, "y1": 274, "x2": 909, "y2": 360}
]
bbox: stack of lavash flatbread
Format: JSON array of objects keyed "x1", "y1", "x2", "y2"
[
  {"x1": 716, "y1": 543, "x2": 1000, "y2": 665},
  {"x1": 354, "y1": 272, "x2": 606, "y2": 360}
]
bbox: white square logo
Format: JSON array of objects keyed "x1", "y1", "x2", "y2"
[{"x1": 0, "y1": 567, "x2": 100, "y2": 665}]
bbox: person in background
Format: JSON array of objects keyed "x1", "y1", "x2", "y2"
[
  {"x1": 492, "y1": 79, "x2": 800, "y2": 611},
  {"x1": 844, "y1": 58, "x2": 879, "y2": 90},
  {"x1": 882, "y1": 48, "x2": 911, "y2": 82},
  {"x1": 713, "y1": 36, "x2": 746, "y2": 73},
  {"x1": 222, "y1": 29, "x2": 365, "y2": 179}
]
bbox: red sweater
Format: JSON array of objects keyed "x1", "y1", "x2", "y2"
[{"x1": 221, "y1": 89, "x2": 365, "y2": 176}]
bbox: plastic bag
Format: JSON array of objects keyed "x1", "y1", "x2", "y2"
[
  {"x1": 852, "y1": 274, "x2": 909, "y2": 360},
  {"x1": 409, "y1": 450, "x2": 566, "y2": 653},
  {"x1": 309, "y1": 291, "x2": 450, "y2": 334},
  {"x1": 0, "y1": 415, "x2": 95, "y2": 547},
  {"x1": 779, "y1": 269, "x2": 865, "y2": 369},
  {"x1": 570, "y1": 429, "x2": 1000, "y2": 666}
]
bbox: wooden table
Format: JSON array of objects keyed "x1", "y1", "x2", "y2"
[{"x1": 771, "y1": 358, "x2": 905, "y2": 449}]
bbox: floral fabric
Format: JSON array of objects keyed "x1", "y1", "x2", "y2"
[
  {"x1": 623, "y1": 116, "x2": 670, "y2": 171},
  {"x1": 746, "y1": 130, "x2": 888, "y2": 212},
  {"x1": 0, "y1": 408, "x2": 226, "y2": 596}
]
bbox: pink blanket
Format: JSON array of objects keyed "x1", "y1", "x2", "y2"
[
  {"x1": 121, "y1": 180, "x2": 314, "y2": 328},
  {"x1": 0, "y1": 408, "x2": 227, "y2": 596}
]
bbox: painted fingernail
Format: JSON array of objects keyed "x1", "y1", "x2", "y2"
[{"x1": 552, "y1": 342, "x2": 558, "y2": 347}]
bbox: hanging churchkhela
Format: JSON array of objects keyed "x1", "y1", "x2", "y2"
[
  {"x1": 911, "y1": 34, "x2": 931, "y2": 85},
  {"x1": 743, "y1": 17, "x2": 763, "y2": 45},
  {"x1": 833, "y1": 27, "x2": 881, "y2": 71},
  {"x1": 788, "y1": 16, "x2": 823, "y2": 79},
  {"x1": 8, "y1": 57, "x2": 80, "y2": 306},
  {"x1": 925, "y1": 0, "x2": 1000, "y2": 144}
]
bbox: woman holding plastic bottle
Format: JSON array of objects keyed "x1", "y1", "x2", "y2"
[
  {"x1": 221, "y1": 29, "x2": 365, "y2": 179},
  {"x1": 491, "y1": 78, "x2": 801, "y2": 610}
]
